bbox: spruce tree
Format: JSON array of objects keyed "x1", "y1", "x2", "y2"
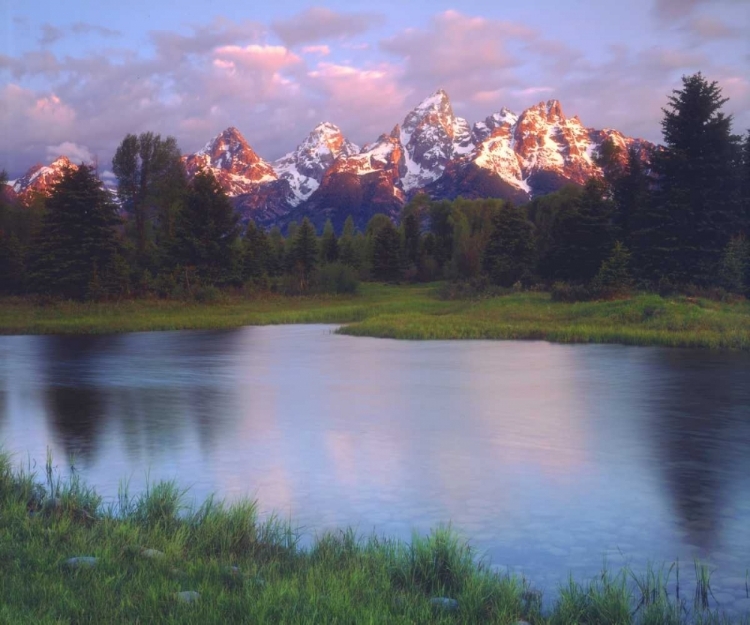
[
  {"x1": 287, "y1": 218, "x2": 318, "y2": 289},
  {"x1": 592, "y1": 241, "x2": 634, "y2": 295},
  {"x1": 172, "y1": 169, "x2": 240, "y2": 285},
  {"x1": 338, "y1": 216, "x2": 359, "y2": 268},
  {"x1": 635, "y1": 73, "x2": 743, "y2": 285},
  {"x1": 371, "y1": 219, "x2": 401, "y2": 282},
  {"x1": 319, "y1": 219, "x2": 339, "y2": 263},
  {"x1": 613, "y1": 147, "x2": 650, "y2": 248},
  {"x1": 402, "y1": 212, "x2": 421, "y2": 267},
  {"x1": 243, "y1": 219, "x2": 271, "y2": 280},
  {"x1": 548, "y1": 177, "x2": 615, "y2": 282},
  {"x1": 32, "y1": 165, "x2": 122, "y2": 299},
  {"x1": 482, "y1": 203, "x2": 536, "y2": 287}
]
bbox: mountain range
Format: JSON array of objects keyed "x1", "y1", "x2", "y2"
[{"x1": 7, "y1": 90, "x2": 651, "y2": 230}]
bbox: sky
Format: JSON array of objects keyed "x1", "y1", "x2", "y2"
[{"x1": 1, "y1": 0, "x2": 749, "y2": 179}]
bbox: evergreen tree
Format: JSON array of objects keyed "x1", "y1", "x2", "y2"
[
  {"x1": 112, "y1": 132, "x2": 187, "y2": 260},
  {"x1": 319, "y1": 219, "x2": 339, "y2": 263},
  {"x1": 172, "y1": 169, "x2": 240, "y2": 285},
  {"x1": 592, "y1": 241, "x2": 634, "y2": 295},
  {"x1": 371, "y1": 219, "x2": 401, "y2": 282},
  {"x1": 0, "y1": 233, "x2": 26, "y2": 294},
  {"x1": 31, "y1": 165, "x2": 122, "y2": 299},
  {"x1": 613, "y1": 147, "x2": 650, "y2": 247},
  {"x1": 718, "y1": 235, "x2": 749, "y2": 294},
  {"x1": 402, "y1": 211, "x2": 421, "y2": 267},
  {"x1": 338, "y1": 216, "x2": 359, "y2": 268},
  {"x1": 742, "y1": 132, "x2": 750, "y2": 233},
  {"x1": 267, "y1": 226, "x2": 286, "y2": 276},
  {"x1": 287, "y1": 218, "x2": 318, "y2": 289},
  {"x1": 243, "y1": 219, "x2": 271, "y2": 280},
  {"x1": 635, "y1": 73, "x2": 743, "y2": 285},
  {"x1": 547, "y1": 178, "x2": 615, "y2": 282},
  {"x1": 482, "y1": 203, "x2": 536, "y2": 287}
]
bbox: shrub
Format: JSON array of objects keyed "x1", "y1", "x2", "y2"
[
  {"x1": 314, "y1": 263, "x2": 359, "y2": 295},
  {"x1": 550, "y1": 281, "x2": 595, "y2": 302},
  {"x1": 193, "y1": 285, "x2": 222, "y2": 303}
]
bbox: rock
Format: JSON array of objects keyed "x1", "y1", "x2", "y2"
[
  {"x1": 64, "y1": 556, "x2": 98, "y2": 569},
  {"x1": 429, "y1": 597, "x2": 459, "y2": 612},
  {"x1": 176, "y1": 591, "x2": 200, "y2": 604},
  {"x1": 140, "y1": 548, "x2": 166, "y2": 559}
]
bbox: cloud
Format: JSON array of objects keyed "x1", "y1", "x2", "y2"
[
  {"x1": 70, "y1": 22, "x2": 122, "y2": 38},
  {"x1": 39, "y1": 24, "x2": 64, "y2": 45},
  {"x1": 272, "y1": 7, "x2": 384, "y2": 47},
  {"x1": 47, "y1": 142, "x2": 93, "y2": 164},
  {"x1": 653, "y1": 0, "x2": 706, "y2": 20},
  {"x1": 381, "y1": 10, "x2": 534, "y2": 112},
  {"x1": 682, "y1": 16, "x2": 741, "y2": 39},
  {"x1": 302, "y1": 45, "x2": 331, "y2": 56}
]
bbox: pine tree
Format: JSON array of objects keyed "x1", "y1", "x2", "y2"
[
  {"x1": 31, "y1": 165, "x2": 122, "y2": 299},
  {"x1": 287, "y1": 218, "x2": 318, "y2": 289},
  {"x1": 718, "y1": 235, "x2": 749, "y2": 294},
  {"x1": 338, "y1": 215, "x2": 359, "y2": 268},
  {"x1": 319, "y1": 219, "x2": 339, "y2": 263},
  {"x1": 371, "y1": 219, "x2": 401, "y2": 282},
  {"x1": 547, "y1": 178, "x2": 615, "y2": 282},
  {"x1": 402, "y1": 212, "x2": 421, "y2": 267},
  {"x1": 482, "y1": 203, "x2": 536, "y2": 287},
  {"x1": 243, "y1": 219, "x2": 271, "y2": 280},
  {"x1": 613, "y1": 147, "x2": 650, "y2": 248},
  {"x1": 742, "y1": 132, "x2": 750, "y2": 234},
  {"x1": 0, "y1": 233, "x2": 26, "y2": 294},
  {"x1": 635, "y1": 74, "x2": 743, "y2": 285},
  {"x1": 267, "y1": 226, "x2": 286, "y2": 276},
  {"x1": 172, "y1": 169, "x2": 240, "y2": 285},
  {"x1": 592, "y1": 241, "x2": 634, "y2": 295}
]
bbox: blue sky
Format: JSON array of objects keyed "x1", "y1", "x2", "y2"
[{"x1": 1, "y1": 0, "x2": 748, "y2": 177}]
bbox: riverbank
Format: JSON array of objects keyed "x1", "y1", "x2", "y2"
[
  {"x1": 1, "y1": 284, "x2": 749, "y2": 349},
  {"x1": 1, "y1": 452, "x2": 746, "y2": 624}
]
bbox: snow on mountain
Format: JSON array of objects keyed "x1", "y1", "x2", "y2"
[
  {"x1": 272, "y1": 122, "x2": 359, "y2": 205},
  {"x1": 183, "y1": 127, "x2": 278, "y2": 196},
  {"x1": 399, "y1": 89, "x2": 475, "y2": 192},
  {"x1": 11, "y1": 156, "x2": 77, "y2": 203}
]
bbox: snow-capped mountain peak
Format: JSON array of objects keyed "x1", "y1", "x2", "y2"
[
  {"x1": 273, "y1": 122, "x2": 359, "y2": 205},
  {"x1": 12, "y1": 156, "x2": 76, "y2": 200},
  {"x1": 184, "y1": 127, "x2": 277, "y2": 196}
]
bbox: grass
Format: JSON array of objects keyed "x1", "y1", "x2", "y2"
[
  {"x1": 1, "y1": 450, "x2": 749, "y2": 624},
  {"x1": 1, "y1": 284, "x2": 749, "y2": 350}
]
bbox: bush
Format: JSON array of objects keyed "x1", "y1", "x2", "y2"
[
  {"x1": 314, "y1": 263, "x2": 359, "y2": 295},
  {"x1": 550, "y1": 281, "x2": 595, "y2": 302},
  {"x1": 193, "y1": 285, "x2": 222, "y2": 303}
]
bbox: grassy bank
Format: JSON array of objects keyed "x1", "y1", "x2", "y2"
[
  {"x1": 0, "y1": 451, "x2": 747, "y2": 624},
  {"x1": 1, "y1": 284, "x2": 749, "y2": 349}
]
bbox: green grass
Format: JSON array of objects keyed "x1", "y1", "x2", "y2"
[
  {"x1": 1, "y1": 450, "x2": 748, "y2": 624},
  {"x1": 1, "y1": 284, "x2": 749, "y2": 350}
]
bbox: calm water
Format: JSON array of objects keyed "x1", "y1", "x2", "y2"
[{"x1": 2, "y1": 326, "x2": 750, "y2": 613}]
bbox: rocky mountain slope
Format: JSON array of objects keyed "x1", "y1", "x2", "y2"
[
  {"x1": 10, "y1": 91, "x2": 650, "y2": 230},
  {"x1": 10, "y1": 156, "x2": 78, "y2": 205}
]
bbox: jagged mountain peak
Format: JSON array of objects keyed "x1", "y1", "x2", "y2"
[
  {"x1": 12, "y1": 155, "x2": 77, "y2": 201},
  {"x1": 273, "y1": 122, "x2": 360, "y2": 205}
]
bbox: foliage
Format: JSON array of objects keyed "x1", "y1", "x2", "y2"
[
  {"x1": 319, "y1": 218, "x2": 339, "y2": 263},
  {"x1": 482, "y1": 203, "x2": 536, "y2": 287},
  {"x1": 592, "y1": 242, "x2": 634, "y2": 297},
  {"x1": 172, "y1": 169, "x2": 240, "y2": 286},
  {"x1": 371, "y1": 219, "x2": 402, "y2": 281},
  {"x1": 717, "y1": 235, "x2": 749, "y2": 294},
  {"x1": 314, "y1": 262, "x2": 360, "y2": 295},
  {"x1": 286, "y1": 218, "x2": 318, "y2": 290},
  {"x1": 30, "y1": 165, "x2": 122, "y2": 300}
]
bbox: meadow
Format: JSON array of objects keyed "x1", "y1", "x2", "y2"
[
  {"x1": 0, "y1": 284, "x2": 749, "y2": 350},
  {"x1": 1, "y1": 450, "x2": 748, "y2": 624}
]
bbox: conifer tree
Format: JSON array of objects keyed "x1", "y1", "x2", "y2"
[
  {"x1": 338, "y1": 215, "x2": 359, "y2": 268},
  {"x1": 635, "y1": 73, "x2": 743, "y2": 284},
  {"x1": 287, "y1": 218, "x2": 318, "y2": 289},
  {"x1": 31, "y1": 165, "x2": 122, "y2": 299},
  {"x1": 172, "y1": 169, "x2": 240, "y2": 285},
  {"x1": 482, "y1": 203, "x2": 536, "y2": 287},
  {"x1": 267, "y1": 226, "x2": 286, "y2": 276},
  {"x1": 371, "y1": 219, "x2": 401, "y2": 282},
  {"x1": 319, "y1": 219, "x2": 339, "y2": 263},
  {"x1": 243, "y1": 219, "x2": 271, "y2": 280},
  {"x1": 592, "y1": 241, "x2": 634, "y2": 295},
  {"x1": 402, "y1": 212, "x2": 421, "y2": 267}
]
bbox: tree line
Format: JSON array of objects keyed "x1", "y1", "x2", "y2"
[{"x1": 1, "y1": 73, "x2": 749, "y2": 301}]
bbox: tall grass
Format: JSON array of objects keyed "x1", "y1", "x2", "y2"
[
  {"x1": 1, "y1": 449, "x2": 749, "y2": 623},
  {"x1": 1, "y1": 285, "x2": 749, "y2": 350}
]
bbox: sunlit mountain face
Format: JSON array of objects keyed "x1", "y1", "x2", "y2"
[{"x1": 13, "y1": 91, "x2": 650, "y2": 230}]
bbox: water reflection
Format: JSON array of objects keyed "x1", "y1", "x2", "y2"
[{"x1": 1, "y1": 328, "x2": 750, "y2": 613}]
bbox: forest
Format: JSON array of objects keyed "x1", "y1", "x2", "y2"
[{"x1": 1, "y1": 73, "x2": 749, "y2": 303}]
